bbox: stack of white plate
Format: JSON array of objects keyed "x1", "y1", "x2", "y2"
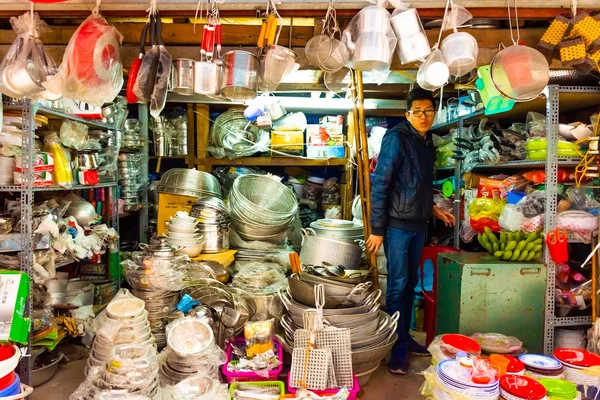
[
  {"x1": 554, "y1": 348, "x2": 600, "y2": 386},
  {"x1": 555, "y1": 329, "x2": 586, "y2": 350},
  {"x1": 433, "y1": 359, "x2": 499, "y2": 400}
]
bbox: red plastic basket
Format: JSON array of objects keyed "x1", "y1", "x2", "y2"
[
  {"x1": 287, "y1": 374, "x2": 361, "y2": 400},
  {"x1": 222, "y1": 337, "x2": 283, "y2": 383}
]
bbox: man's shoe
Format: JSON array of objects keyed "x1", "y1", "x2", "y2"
[
  {"x1": 389, "y1": 343, "x2": 409, "y2": 374},
  {"x1": 407, "y1": 340, "x2": 430, "y2": 356}
]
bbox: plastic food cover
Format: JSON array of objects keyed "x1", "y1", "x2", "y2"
[
  {"x1": 44, "y1": 10, "x2": 124, "y2": 107},
  {"x1": 0, "y1": 12, "x2": 59, "y2": 100}
]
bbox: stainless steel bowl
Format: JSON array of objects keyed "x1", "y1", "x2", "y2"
[{"x1": 157, "y1": 169, "x2": 222, "y2": 199}]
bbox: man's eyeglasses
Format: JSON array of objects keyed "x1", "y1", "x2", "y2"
[{"x1": 408, "y1": 110, "x2": 435, "y2": 118}]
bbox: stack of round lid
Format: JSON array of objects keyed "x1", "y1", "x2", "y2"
[
  {"x1": 554, "y1": 348, "x2": 600, "y2": 386},
  {"x1": 309, "y1": 219, "x2": 364, "y2": 242},
  {"x1": 518, "y1": 354, "x2": 563, "y2": 380},
  {"x1": 472, "y1": 333, "x2": 524, "y2": 355},
  {"x1": 504, "y1": 355, "x2": 526, "y2": 375},
  {"x1": 499, "y1": 375, "x2": 546, "y2": 400},
  {"x1": 441, "y1": 334, "x2": 482, "y2": 357},
  {"x1": 434, "y1": 359, "x2": 499, "y2": 400},
  {"x1": 538, "y1": 378, "x2": 577, "y2": 400}
]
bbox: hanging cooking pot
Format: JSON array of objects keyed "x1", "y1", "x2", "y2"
[
  {"x1": 391, "y1": 8, "x2": 431, "y2": 64},
  {"x1": 490, "y1": 45, "x2": 550, "y2": 102},
  {"x1": 172, "y1": 58, "x2": 195, "y2": 95},
  {"x1": 139, "y1": 236, "x2": 181, "y2": 258},
  {"x1": 220, "y1": 50, "x2": 260, "y2": 101},
  {"x1": 127, "y1": 22, "x2": 149, "y2": 104}
]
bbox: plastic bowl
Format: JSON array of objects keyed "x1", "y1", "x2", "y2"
[{"x1": 106, "y1": 298, "x2": 146, "y2": 319}]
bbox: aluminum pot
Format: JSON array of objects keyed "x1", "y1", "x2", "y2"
[
  {"x1": 194, "y1": 61, "x2": 221, "y2": 95},
  {"x1": 139, "y1": 236, "x2": 180, "y2": 258},
  {"x1": 172, "y1": 58, "x2": 195, "y2": 95},
  {"x1": 197, "y1": 223, "x2": 229, "y2": 253},
  {"x1": 355, "y1": 5, "x2": 392, "y2": 34},
  {"x1": 220, "y1": 50, "x2": 260, "y2": 100},
  {"x1": 299, "y1": 228, "x2": 362, "y2": 270},
  {"x1": 78, "y1": 152, "x2": 99, "y2": 169}
]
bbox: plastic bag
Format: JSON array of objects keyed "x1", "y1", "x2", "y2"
[
  {"x1": 342, "y1": 5, "x2": 397, "y2": 75},
  {"x1": 159, "y1": 375, "x2": 228, "y2": 400},
  {"x1": 468, "y1": 198, "x2": 504, "y2": 221},
  {"x1": 499, "y1": 203, "x2": 526, "y2": 232},
  {"x1": 244, "y1": 319, "x2": 275, "y2": 358},
  {"x1": 44, "y1": 133, "x2": 73, "y2": 186},
  {"x1": 417, "y1": 49, "x2": 449, "y2": 91},
  {"x1": 150, "y1": 17, "x2": 172, "y2": 119},
  {"x1": 567, "y1": 186, "x2": 600, "y2": 210},
  {"x1": 440, "y1": 3, "x2": 473, "y2": 32},
  {"x1": 518, "y1": 190, "x2": 546, "y2": 217},
  {"x1": 521, "y1": 214, "x2": 544, "y2": 233},
  {"x1": 427, "y1": 334, "x2": 481, "y2": 364},
  {"x1": 526, "y1": 112, "x2": 546, "y2": 138},
  {"x1": 60, "y1": 120, "x2": 89, "y2": 150},
  {"x1": 231, "y1": 262, "x2": 287, "y2": 294},
  {"x1": 0, "y1": 12, "x2": 58, "y2": 99},
  {"x1": 44, "y1": 10, "x2": 124, "y2": 107}
]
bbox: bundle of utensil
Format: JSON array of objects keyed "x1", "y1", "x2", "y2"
[{"x1": 289, "y1": 285, "x2": 354, "y2": 391}]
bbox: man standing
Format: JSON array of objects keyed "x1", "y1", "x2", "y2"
[{"x1": 366, "y1": 88, "x2": 455, "y2": 374}]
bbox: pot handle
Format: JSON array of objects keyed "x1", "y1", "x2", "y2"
[
  {"x1": 280, "y1": 314, "x2": 295, "y2": 333},
  {"x1": 139, "y1": 243, "x2": 149, "y2": 251},
  {"x1": 376, "y1": 315, "x2": 390, "y2": 334},
  {"x1": 389, "y1": 311, "x2": 400, "y2": 326},
  {"x1": 306, "y1": 228, "x2": 317, "y2": 238},
  {"x1": 384, "y1": 324, "x2": 397, "y2": 343},
  {"x1": 365, "y1": 289, "x2": 382, "y2": 307},
  {"x1": 368, "y1": 302, "x2": 380, "y2": 314},
  {"x1": 300, "y1": 228, "x2": 309, "y2": 246},
  {"x1": 278, "y1": 288, "x2": 293, "y2": 312}
]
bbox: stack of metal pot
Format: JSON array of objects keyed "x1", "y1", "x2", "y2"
[
  {"x1": 125, "y1": 237, "x2": 187, "y2": 349},
  {"x1": 118, "y1": 153, "x2": 142, "y2": 212},
  {"x1": 229, "y1": 175, "x2": 298, "y2": 243},
  {"x1": 120, "y1": 119, "x2": 144, "y2": 151},
  {"x1": 190, "y1": 197, "x2": 230, "y2": 253},
  {"x1": 169, "y1": 115, "x2": 188, "y2": 156}
]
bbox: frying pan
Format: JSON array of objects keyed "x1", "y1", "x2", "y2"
[
  {"x1": 133, "y1": 14, "x2": 159, "y2": 103},
  {"x1": 150, "y1": 12, "x2": 172, "y2": 118},
  {"x1": 126, "y1": 22, "x2": 149, "y2": 104}
]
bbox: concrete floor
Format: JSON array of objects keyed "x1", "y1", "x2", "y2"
[{"x1": 32, "y1": 341, "x2": 429, "y2": 399}]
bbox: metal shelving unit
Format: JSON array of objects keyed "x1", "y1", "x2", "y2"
[
  {"x1": 5, "y1": 99, "x2": 120, "y2": 385},
  {"x1": 433, "y1": 85, "x2": 600, "y2": 354}
]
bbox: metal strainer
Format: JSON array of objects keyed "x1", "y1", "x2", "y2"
[{"x1": 304, "y1": 1, "x2": 348, "y2": 73}]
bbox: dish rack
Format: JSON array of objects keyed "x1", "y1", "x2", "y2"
[{"x1": 222, "y1": 337, "x2": 284, "y2": 383}]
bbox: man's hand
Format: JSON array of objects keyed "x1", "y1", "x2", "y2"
[
  {"x1": 366, "y1": 234, "x2": 384, "y2": 255},
  {"x1": 433, "y1": 205, "x2": 456, "y2": 227}
]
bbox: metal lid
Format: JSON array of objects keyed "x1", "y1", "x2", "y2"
[{"x1": 139, "y1": 236, "x2": 180, "y2": 255}]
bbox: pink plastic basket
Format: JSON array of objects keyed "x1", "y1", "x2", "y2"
[
  {"x1": 222, "y1": 337, "x2": 284, "y2": 383},
  {"x1": 287, "y1": 373, "x2": 361, "y2": 400}
]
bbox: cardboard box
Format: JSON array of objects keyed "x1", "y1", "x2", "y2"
[
  {"x1": 157, "y1": 193, "x2": 197, "y2": 236},
  {"x1": 306, "y1": 145, "x2": 345, "y2": 159},
  {"x1": 0, "y1": 271, "x2": 30, "y2": 344},
  {"x1": 270, "y1": 130, "x2": 304, "y2": 156}
]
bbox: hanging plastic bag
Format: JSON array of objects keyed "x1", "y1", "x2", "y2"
[
  {"x1": 150, "y1": 12, "x2": 172, "y2": 119},
  {"x1": 440, "y1": 3, "x2": 473, "y2": 32},
  {"x1": 417, "y1": 49, "x2": 449, "y2": 91},
  {"x1": 499, "y1": 203, "x2": 526, "y2": 232},
  {"x1": 342, "y1": 5, "x2": 397, "y2": 76},
  {"x1": 0, "y1": 12, "x2": 58, "y2": 99},
  {"x1": 44, "y1": 9, "x2": 123, "y2": 107}
]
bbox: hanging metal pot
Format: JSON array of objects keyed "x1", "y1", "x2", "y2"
[
  {"x1": 172, "y1": 58, "x2": 195, "y2": 95},
  {"x1": 220, "y1": 50, "x2": 260, "y2": 101}
]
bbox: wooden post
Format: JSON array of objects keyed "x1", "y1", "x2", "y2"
[
  {"x1": 195, "y1": 104, "x2": 211, "y2": 172},
  {"x1": 351, "y1": 70, "x2": 379, "y2": 290}
]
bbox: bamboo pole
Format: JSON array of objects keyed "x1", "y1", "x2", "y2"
[{"x1": 350, "y1": 70, "x2": 379, "y2": 290}]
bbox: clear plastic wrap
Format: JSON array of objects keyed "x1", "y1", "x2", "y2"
[
  {"x1": 244, "y1": 319, "x2": 274, "y2": 358},
  {"x1": 159, "y1": 375, "x2": 228, "y2": 400},
  {"x1": 518, "y1": 191, "x2": 546, "y2": 217},
  {"x1": 342, "y1": 5, "x2": 396, "y2": 77},
  {"x1": 427, "y1": 334, "x2": 480, "y2": 364},
  {"x1": 566, "y1": 186, "x2": 600, "y2": 210},
  {"x1": 122, "y1": 255, "x2": 188, "y2": 292},
  {"x1": 526, "y1": 112, "x2": 547, "y2": 138},
  {"x1": 208, "y1": 110, "x2": 270, "y2": 160},
  {"x1": 231, "y1": 262, "x2": 288, "y2": 294},
  {"x1": 44, "y1": 10, "x2": 124, "y2": 107},
  {"x1": 60, "y1": 120, "x2": 89, "y2": 151},
  {"x1": 0, "y1": 12, "x2": 58, "y2": 100}
]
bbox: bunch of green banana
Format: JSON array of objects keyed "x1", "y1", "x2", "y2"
[{"x1": 477, "y1": 227, "x2": 543, "y2": 262}]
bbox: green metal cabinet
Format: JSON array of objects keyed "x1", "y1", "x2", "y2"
[{"x1": 436, "y1": 252, "x2": 546, "y2": 353}]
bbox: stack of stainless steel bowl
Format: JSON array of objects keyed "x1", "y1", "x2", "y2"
[
  {"x1": 169, "y1": 115, "x2": 188, "y2": 156},
  {"x1": 229, "y1": 175, "x2": 298, "y2": 243},
  {"x1": 156, "y1": 169, "x2": 222, "y2": 199},
  {"x1": 118, "y1": 153, "x2": 142, "y2": 212},
  {"x1": 190, "y1": 197, "x2": 230, "y2": 253}
]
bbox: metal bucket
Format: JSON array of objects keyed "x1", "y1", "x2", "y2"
[
  {"x1": 172, "y1": 59, "x2": 195, "y2": 95},
  {"x1": 194, "y1": 61, "x2": 220, "y2": 95},
  {"x1": 220, "y1": 50, "x2": 260, "y2": 101}
]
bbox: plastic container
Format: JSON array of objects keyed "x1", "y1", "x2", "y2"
[
  {"x1": 222, "y1": 337, "x2": 283, "y2": 383},
  {"x1": 546, "y1": 229, "x2": 569, "y2": 264},
  {"x1": 0, "y1": 372, "x2": 16, "y2": 392},
  {"x1": 287, "y1": 374, "x2": 361, "y2": 400},
  {"x1": 228, "y1": 381, "x2": 285, "y2": 398},
  {"x1": 490, "y1": 354, "x2": 511, "y2": 377},
  {"x1": 440, "y1": 32, "x2": 478, "y2": 77},
  {"x1": 0, "y1": 373, "x2": 20, "y2": 397},
  {"x1": 476, "y1": 65, "x2": 515, "y2": 116}
]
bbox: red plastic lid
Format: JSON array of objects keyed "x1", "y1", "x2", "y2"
[
  {"x1": 29, "y1": 0, "x2": 68, "y2": 3},
  {"x1": 0, "y1": 345, "x2": 14, "y2": 362},
  {"x1": 441, "y1": 334, "x2": 481, "y2": 354},
  {"x1": 500, "y1": 375, "x2": 546, "y2": 399},
  {"x1": 505, "y1": 355, "x2": 525, "y2": 373},
  {"x1": 553, "y1": 348, "x2": 600, "y2": 368}
]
